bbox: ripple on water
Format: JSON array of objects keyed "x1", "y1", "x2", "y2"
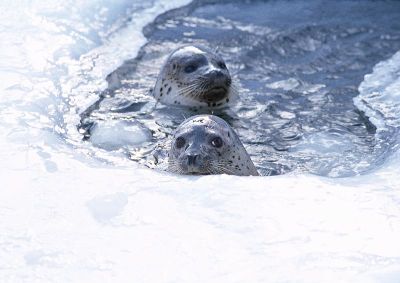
[{"x1": 78, "y1": 0, "x2": 400, "y2": 177}]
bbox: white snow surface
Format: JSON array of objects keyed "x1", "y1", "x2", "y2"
[{"x1": 1, "y1": 1, "x2": 400, "y2": 283}]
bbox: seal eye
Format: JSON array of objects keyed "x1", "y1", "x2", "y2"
[
  {"x1": 184, "y1": 64, "x2": 197, "y2": 73},
  {"x1": 218, "y1": 61, "x2": 226, "y2": 69},
  {"x1": 210, "y1": 136, "x2": 223, "y2": 148},
  {"x1": 175, "y1": 137, "x2": 186, "y2": 149}
]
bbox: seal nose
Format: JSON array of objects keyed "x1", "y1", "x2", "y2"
[
  {"x1": 187, "y1": 153, "x2": 199, "y2": 166},
  {"x1": 210, "y1": 70, "x2": 224, "y2": 78},
  {"x1": 208, "y1": 70, "x2": 224, "y2": 81},
  {"x1": 205, "y1": 70, "x2": 230, "y2": 87},
  {"x1": 184, "y1": 148, "x2": 203, "y2": 173}
]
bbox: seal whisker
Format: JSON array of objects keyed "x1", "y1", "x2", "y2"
[
  {"x1": 178, "y1": 85, "x2": 198, "y2": 94},
  {"x1": 167, "y1": 159, "x2": 181, "y2": 174},
  {"x1": 229, "y1": 82, "x2": 239, "y2": 95},
  {"x1": 178, "y1": 83, "x2": 203, "y2": 94},
  {"x1": 215, "y1": 165, "x2": 236, "y2": 175},
  {"x1": 209, "y1": 162, "x2": 224, "y2": 174}
]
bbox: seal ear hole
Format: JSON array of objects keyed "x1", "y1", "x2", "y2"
[
  {"x1": 210, "y1": 136, "x2": 223, "y2": 148},
  {"x1": 175, "y1": 136, "x2": 186, "y2": 149}
]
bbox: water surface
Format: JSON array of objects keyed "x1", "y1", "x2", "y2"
[{"x1": 80, "y1": 0, "x2": 400, "y2": 177}]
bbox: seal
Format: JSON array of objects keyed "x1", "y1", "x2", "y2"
[
  {"x1": 167, "y1": 114, "x2": 259, "y2": 176},
  {"x1": 152, "y1": 45, "x2": 238, "y2": 109}
]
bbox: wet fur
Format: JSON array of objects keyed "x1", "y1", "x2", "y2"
[
  {"x1": 152, "y1": 45, "x2": 238, "y2": 109},
  {"x1": 168, "y1": 115, "x2": 259, "y2": 176}
]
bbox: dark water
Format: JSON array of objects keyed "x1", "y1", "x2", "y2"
[{"x1": 80, "y1": 0, "x2": 400, "y2": 177}]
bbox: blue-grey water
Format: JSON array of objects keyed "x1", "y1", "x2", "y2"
[{"x1": 80, "y1": 0, "x2": 400, "y2": 177}]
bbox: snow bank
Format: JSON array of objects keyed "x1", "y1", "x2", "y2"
[{"x1": 1, "y1": 1, "x2": 400, "y2": 282}]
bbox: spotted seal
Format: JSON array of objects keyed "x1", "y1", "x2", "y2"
[
  {"x1": 152, "y1": 45, "x2": 238, "y2": 109},
  {"x1": 167, "y1": 114, "x2": 258, "y2": 176}
]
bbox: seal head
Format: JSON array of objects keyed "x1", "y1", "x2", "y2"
[
  {"x1": 153, "y1": 45, "x2": 238, "y2": 109},
  {"x1": 168, "y1": 115, "x2": 259, "y2": 176}
]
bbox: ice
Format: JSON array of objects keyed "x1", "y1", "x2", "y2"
[
  {"x1": 89, "y1": 120, "x2": 151, "y2": 150},
  {"x1": 267, "y1": 78, "x2": 301, "y2": 91},
  {"x1": 1, "y1": 1, "x2": 400, "y2": 283},
  {"x1": 266, "y1": 78, "x2": 325, "y2": 93},
  {"x1": 291, "y1": 131, "x2": 353, "y2": 154},
  {"x1": 354, "y1": 50, "x2": 400, "y2": 131}
]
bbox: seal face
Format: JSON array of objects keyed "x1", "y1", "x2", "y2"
[
  {"x1": 168, "y1": 115, "x2": 259, "y2": 176},
  {"x1": 152, "y1": 45, "x2": 238, "y2": 109}
]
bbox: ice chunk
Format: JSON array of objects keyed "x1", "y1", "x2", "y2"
[
  {"x1": 89, "y1": 120, "x2": 151, "y2": 150},
  {"x1": 354, "y1": 50, "x2": 400, "y2": 130},
  {"x1": 266, "y1": 78, "x2": 300, "y2": 91},
  {"x1": 290, "y1": 131, "x2": 353, "y2": 154}
]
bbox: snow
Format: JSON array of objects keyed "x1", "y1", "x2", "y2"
[
  {"x1": 354, "y1": 50, "x2": 400, "y2": 130},
  {"x1": 2, "y1": 160, "x2": 400, "y2": 283},
  {"x1": 1, "y1": 1, "x2": 400, "y2": 283}
]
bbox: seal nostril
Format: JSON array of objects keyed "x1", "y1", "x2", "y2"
[
  {"x1": 187, "y1": 154, "x2": 198, "y2": 166},
  {"x1": 210, "y1": 70, "x2": 224, "y2": 78}
]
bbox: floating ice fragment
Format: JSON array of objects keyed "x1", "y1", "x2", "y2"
[
  {"x1": 290, "y1": 131, "x2": 353, "y2": 154},
  {"x1": 89, "y1": 119, "x2": 151, "y2": 150},
  {"x1": 266, "y1": 78, "x2": 300, "y2": 91}
]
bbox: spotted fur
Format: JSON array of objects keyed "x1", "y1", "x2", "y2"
[
  {"x1": 168, "y1": 115, "x2": 259, "y2": 176},
  {"x1": 152, "y1": 45, "x2": 238, "y2": 110}
]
